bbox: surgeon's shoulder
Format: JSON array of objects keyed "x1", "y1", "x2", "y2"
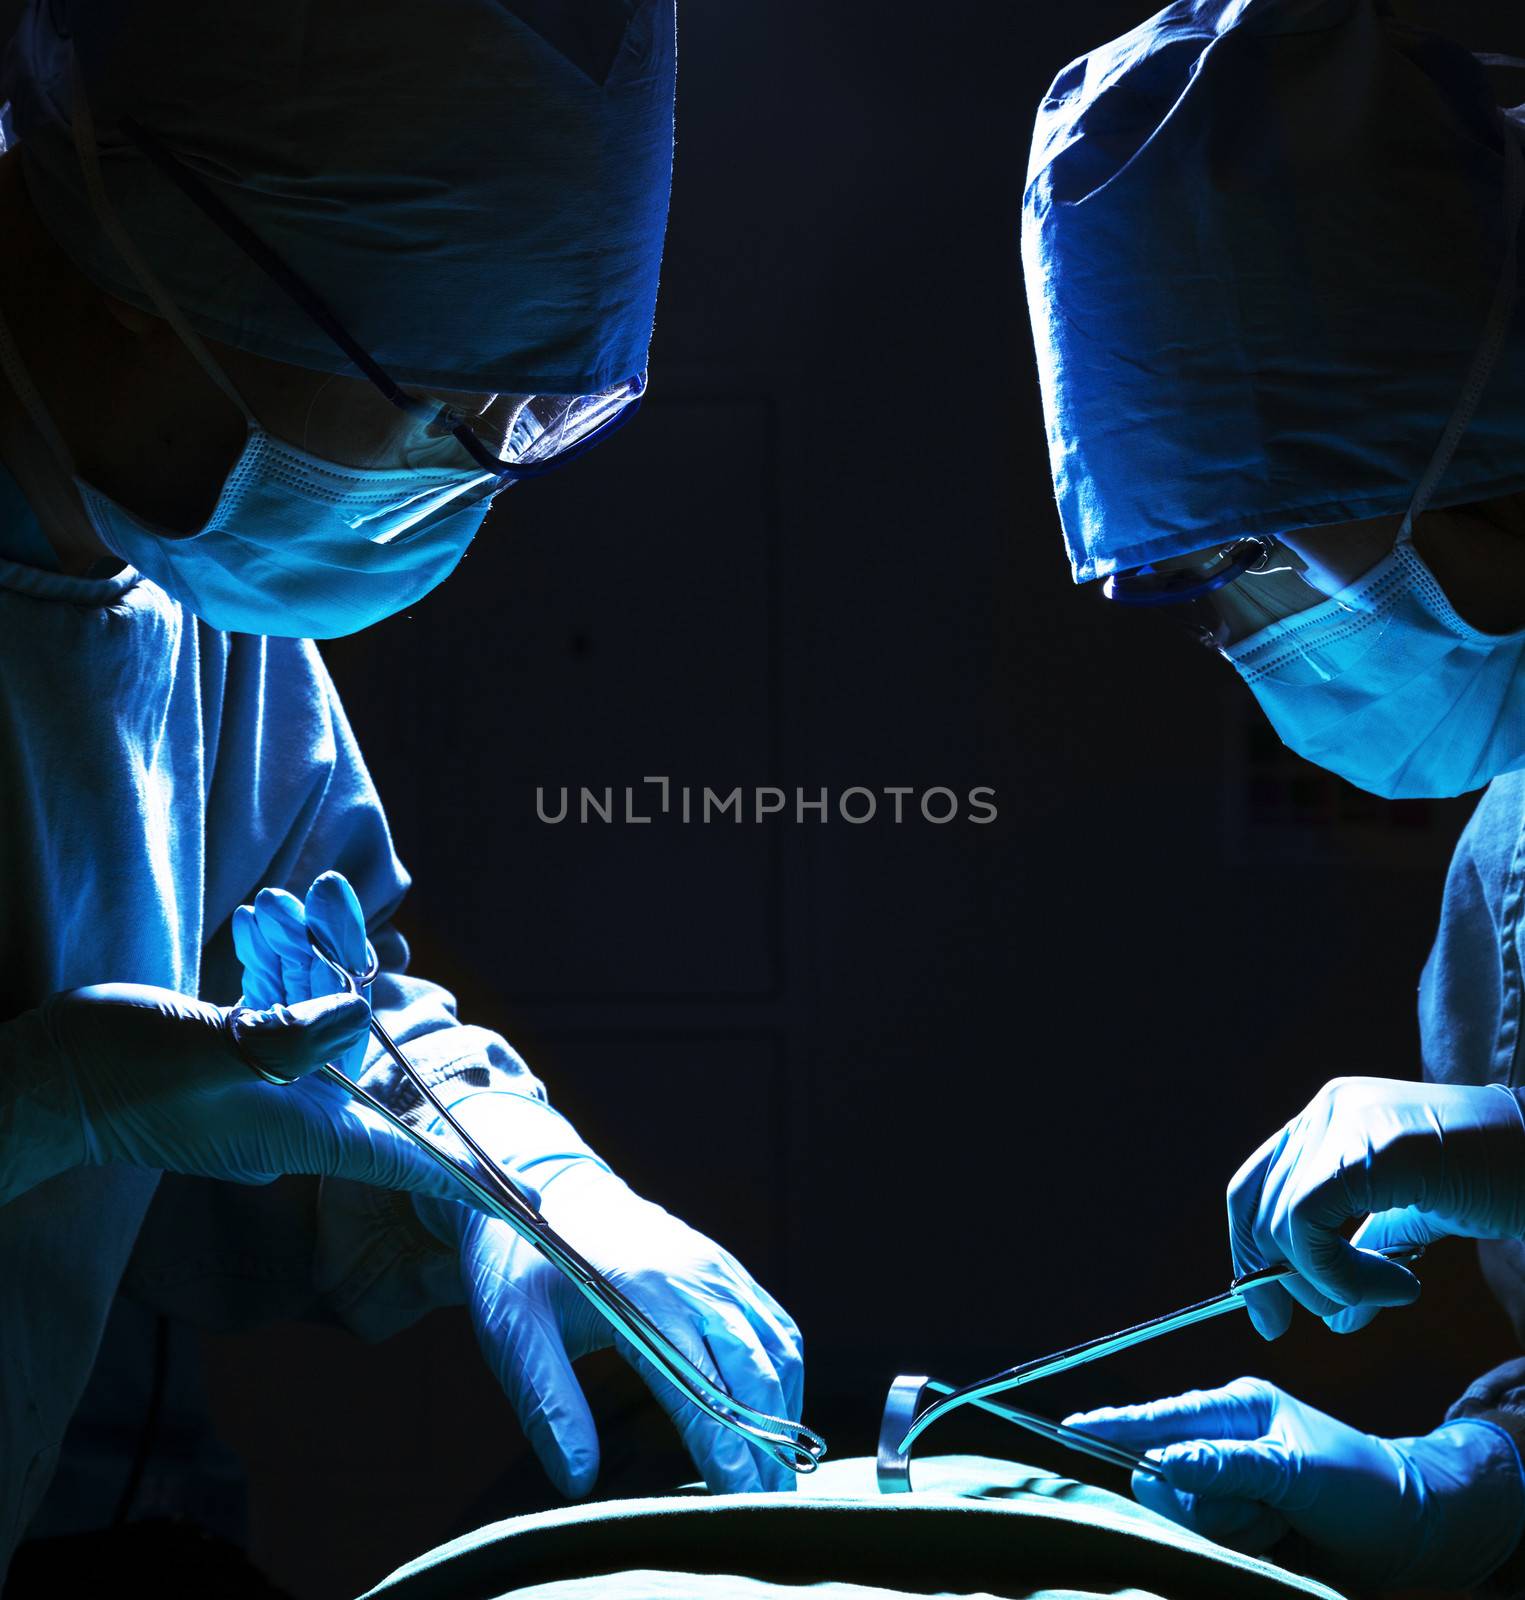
[{"x1": 1451, "y1": 771, "x2": 1525, "y2": 889}]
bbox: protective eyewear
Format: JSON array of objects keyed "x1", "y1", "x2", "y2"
[{"x1": 1101, "y1": 531, "x2": 1404, "y2": 686}]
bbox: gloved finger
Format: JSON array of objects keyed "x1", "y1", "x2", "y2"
[
  {"x1": 1133, "y1": 1461, "x2": 1288, "y2": 1552},
  {"x1": 697, "y1": 1300, "x2": 799, "y2": 1492},
  {"x1": 473, "y1": 1268, "x2": 602, "y2": 1499},
  {"x1": 1064, "y1": 1380, "x2": 1275, "y2": 1451},
  {"x1": 768, "y1": 1314, "x2": 805, "y2": 1425},
  {"x1": 229, "y1": 991, "x2": 370, "y2": 1083},
  {"x1": 1155, "y1": 1438, "x2": 1296, "y2": 1507},
  {"x1": 298, "y1": 875, "x2": 372, "y2": 1079},
  {"x1": 1247, "y1": 1136, "x2": 1417, "y2": 1321},
  {"x1": 1326, "y1": 1208, "x2": 1445, "y2": 1334},
  {"x1": 235, "y1": 896, "x2": 362, "y2": 1092},
  {"x1": 741, "y1": 1292, "x2": 805, "y2": 1419},
  {"x1": 1239, "y1": 1281, "x2": 1295, "y2": 1341},
  {"x1": 1270, "y1": 1271, "x2": 1346, "y2": 1322},
  {"x1": 616, "y1": 1318, "x2": 769, "y2": 1495},
  {"x1": 1226, "y1": 1130, "x2": 1281, "y2": 1280},
  {"x1": 1227, "y1": 1135, "x2": 1299, "y2": 1339},
  {"x1": 232, "y1": 904, "x2": 284, "y2": 1010},
  {"x1": 709, "y1": 1253, "x2": 806, "y2": 1422},
  {"x1": 1252, "y1": 1100, "x2": 1424, "y2": 1313},
  {"x1": 305, "y1": 871, "x2": 371, "y2": 974},
  {"x1": 1231, "y1": 1151, "x2": 1346, "y2": 1332},
  {"x1": 252, "y1": 886, "x2": 322, "y2": 1003},
  {"x1": 1281, "y1": 1207, "x2": 1422, "y2": 1314}
]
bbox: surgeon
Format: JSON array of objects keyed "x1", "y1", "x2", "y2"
[
  {"x1": 1021, "y1": 0, "x2": 1525, "y2": 1592},
  {"x1": 0, "y1": 0, "x2": 800, "y2": 1578}
]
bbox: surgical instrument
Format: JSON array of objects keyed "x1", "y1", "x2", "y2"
[
  {"x1": 878, "y1": 1375, "x2": 1163, "y2": 1494},
  {"x1": 303, "y1": 928, "x2": 826, "y2": 1475},
  {"x1": 877, "y1": 1243, "x2": 1423, "y2": 1492}
]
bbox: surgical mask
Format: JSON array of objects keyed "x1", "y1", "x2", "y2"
[
  {"x1": 92, "y1": 433, "x2": 496, "y2": 640},
  {"x1": 1103, "y1": 119, "x2": 1525, "y2": 800},
  {"x1": 1222, "y1": 534, "x2": 1525, "y2": 799},
  {"x1": 0, "y1": 303, "x2": 500, "y2": 637},
  {"x1": 0, "y1": 59, "x2": 641, "y2": 638},
  {"x1": 0, "y1": 71, "x2": 503, "y2": 638}
]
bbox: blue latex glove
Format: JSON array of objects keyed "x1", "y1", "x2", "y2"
[
  {"x1": 423, "y1": 1163, "x2": 804, "y2": 1497},
  {"x1": 1226, "y1": 1076, "x2": 1525, "y2": 1338},
  {"x1": 238, "y1": 872, "x2": 806, "y2": 1498},
  {"x1": 233, "y1": 873, "x2": 373, "y2": 1080},
  {"x1": 3, "y1": 981, "x2": 469, "y2": 1201},
  {"x1": 1066, "y1": 1378, "x2": 1525, "y2": 1590}
]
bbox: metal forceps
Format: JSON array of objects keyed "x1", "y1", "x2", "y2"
[
  {"x1": 877, "y1": 1243, "x2": 1424, "y2": 1493},
  {"x1": 304, "y1": 928, "x2": 826, "y2": 1475}
]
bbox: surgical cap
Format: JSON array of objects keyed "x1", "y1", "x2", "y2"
[
  {"x1": 1, "y1": 0, "x2": 675, "y2": 395},
  {"x1": 1023, "y1": 0, "x2": 1525, "y2": 584}
]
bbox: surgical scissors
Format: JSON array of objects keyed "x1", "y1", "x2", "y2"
[
  {"x1": 877, "y1": 1243, "x2": 1423, "y2": 1492},
  {"x1": 302, "y1": 928, "x2": 826, "y2": 1476}
]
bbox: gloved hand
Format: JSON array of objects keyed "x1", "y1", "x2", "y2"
[
  {"x1": 233, "y1": 872, "x2": 373, "y2": 1080},
  {"x1": 421, "y1": 1164, "x2": 804, "y2": 1497},
  {"x1": 1066, "y1": 1378, "x2": 1525, "y2": 1590},
  {"x1": 4, "y1": 980, "x2": 469, "y2": 1201},
  {"x1": 1226, "y1": 1076, "x2": 1525, "y2": 1338},
  {"x1": 238, "y1": 871, "x2": 806, "y2": 1498}
]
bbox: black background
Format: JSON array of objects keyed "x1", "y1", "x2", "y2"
[{"x1": 167, "y1": 3, "x2": 1525, "y2": 1595}]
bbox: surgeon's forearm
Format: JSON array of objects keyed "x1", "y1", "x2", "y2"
[
  {"x1": 0, "y1": 1006, "x2": 87, "y2": 1206},
  {"x1": 1444, "y1": 1357, "x2": 1525, "y2": 1596},
  {"x1": 313, "y1": 1080, "x2": 612, "y2": 1336},
  {"x1": 411, "y1": 1087, "x2": 613, "y2": 1246},
  {"x1": 347, "y1": 982, "x2": 604, "y2": 1236}
]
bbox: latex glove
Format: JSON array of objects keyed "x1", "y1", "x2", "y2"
[
  {"x1": 233, "y1": 872, "x2": 372, "y2": 1080},
  {"x1": 4, "y1": 981, "x2": 468, "y2": 1200},
  {"x1": 1065, "y1": 1378, "x2": 1525, "y2": 1590},
  {"x1": 419, "y1": 1165, "x2": 805, "y2": 1499},
  {"x1": 236, "y1": 872, "x2": 806, "y2": 1498},
  {"x1": 1226, "y1": 1076, "x2": 1525, "y2": 1338}
]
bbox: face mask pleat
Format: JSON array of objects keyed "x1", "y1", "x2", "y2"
[{"x1": 1226, "y1": 541, "x2": 1525, "y2": 799}]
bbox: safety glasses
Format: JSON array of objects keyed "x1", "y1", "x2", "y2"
[
  {"x1": 1100, "y1": 531, "x2": 1406, "y2": 685},
  {"x1": 1101, "y1": 535, "x2": 1279, "y2": 609},
  {"x1": 117, "y1": 116, "x2": 644, "y2": 485}
]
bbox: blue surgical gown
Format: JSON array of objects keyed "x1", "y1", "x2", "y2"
[
  {"x1": 1412, "y1": 772, "x2": 1525, "y2": 1595},
  {"x1": 0, "y1": 467, "x2": 544, "y2": 1569}
]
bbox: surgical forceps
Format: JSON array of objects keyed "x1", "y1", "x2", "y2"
[
  {"x1": 877, "y1": 1243, "x2": 1424, "y2": 1492},
  {"x1": 303, "y1": 928, "x2": 826, "y2": 1476}
]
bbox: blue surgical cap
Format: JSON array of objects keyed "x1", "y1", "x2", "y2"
[
  {"x1": 1, "y1": 0, "x2": 675, "y2": 395},
  {"x1": 1022, "y1": 0, "x2": 1525, "y2": 584}
]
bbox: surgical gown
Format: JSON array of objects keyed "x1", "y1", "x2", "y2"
[
  {"x1": 1409, "y1": 769, "x2": 1525, "y2": 1597},
  {"x1": 0, "y1": 462, "x2": 545, "y2": 1572}
]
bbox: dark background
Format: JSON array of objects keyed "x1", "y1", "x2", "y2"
[{"x1": 82, "y1": 1, "x2": 1525, "y2": 1594}]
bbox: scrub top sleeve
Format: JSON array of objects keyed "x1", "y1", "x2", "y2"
[
  {"x1": 266, "y1": 659, "x2": 556, "y2": 1338},
  {"x1": 307, "y1": 950, "x2": 560, "y2": 1343},
  {"x1": 237, "y1": 644, "x2": 550, "y2": 1116},
  {"x1": 0, "y1": 1007, "x2": 89, "y2": 1207},
  {"x1": 1445, "y1": 1358, "x2": 1525, "y2": 1597}
]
